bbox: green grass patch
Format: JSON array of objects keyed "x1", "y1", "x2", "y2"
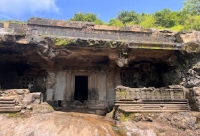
[
  {"x1": 5, "y1": 113, "x2": 23, "y2": 118},
  {"x1": 120, "y1": 112, "x2": 134, "y2": 122}
]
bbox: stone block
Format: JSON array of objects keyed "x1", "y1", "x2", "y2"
[
  {"x1": 95, "y1": 109, "x2": 106, "y2": 115},
  {"x1": 22, "y1": 92, "x2": 42, "y2": 106},
  {"x1": 176, "y1": 31, "x2": 200, "y2": 43},
  {"x1": 22, "y1": 94, "x2": 33, "y2": 106},
  {"x1": 94, "y1": 25, "x2": 120, "y2": 31},
  {"x1": 14, "y1": 89, "x2": 30, "y2": 95},
  {"x1": 32, "y1": 102, "x2": 54, "y2": 113}
]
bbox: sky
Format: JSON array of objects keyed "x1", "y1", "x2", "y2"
[{"x1": 0, "y1": 0, "x2": 184, "y2": 22}]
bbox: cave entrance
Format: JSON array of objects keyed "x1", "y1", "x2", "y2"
[
  {"x1": 0, "y1": 62, "x2": 46, "y2": 94},
  {"x1": 74, "y1": 76, "x2": 88, "y2": 102},
  {"x1": 120, "y1": 62, "x2": 170, "y2": 88}
]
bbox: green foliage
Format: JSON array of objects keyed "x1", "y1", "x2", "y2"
[
  {"x1": 154, "y1": 9, "x2": 180, "y2": 28},
  {"x1": 183, "y1": 0, "x2": 200, "y2": 15},
  {"x1": 168, "y1": 25, "x2": 184, "y2": 31},
  {"x1": 2, "y1": 4, "x2": 200, "y2": 32},
  {"x1": 183, "y1": 15, "x2": 200, "y2": 30},
  {"x1": 94, "y1": 19, "x2": 104, "y2": 25},
  {"x1": 117, "y1": 11, "x2": 141, "y2": 24},
  {"x1": 108, "y1": 18, "x2": 124, "y2": 27},
  {"x1": 70, "y1": 12, "x2": 104, "y2": 25},
  {"x1": 124, "y1": 21, "x2": 135, "y2": 26},
  {"x1": 139, "y1": 14, "x2": 156, "y2": 28},
  {"x1": 6, "y1": 113, "x2": 23, "y2": 118},
  {"x1": 120, "y1": 112, "x2": 134, "y2": 122},
  {"x1": 0, "y1": 2, "x2": 200, "y2": 32},
  {"x1": 68, "y1": 7, "x2": 200, "y2": 31},
  {"x1": 54, "y1": 38, "x2": 71, "y2": 46}
]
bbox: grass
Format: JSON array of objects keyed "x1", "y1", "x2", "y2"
[
  {"x1": 120, "y1": 112, "x2": 134, "y2": 122},
  {"x1": 5, "y1": 113, "x2": 23, "y2": 118}
]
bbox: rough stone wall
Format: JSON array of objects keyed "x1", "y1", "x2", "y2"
[
  {"x1": 181, "y1": 55, "x2": 200, "y2": 111},
  {"x1": 149, "y1": 51, "x2": 200, "y2": 111},
  {"x1": 0, "y1": 22, "x2": 27, "y2": 34},
  {"x1": 27, "y1": 18, "x2": 175, "y2": 45},
  {"x1": 115, "y1": 85, "x2": 186, "y2": 101},
  {"x1": 0, "y1": 89, "x2": 43, "y2": 112},
  {"x1": 8, "y1": 23, "x2": 27, "y2": 34},
  {"x1": 0, "y1": 17, "x2": 200, "y2": 113},
  {"x1": 45, "y1": 69, "x2": 109, "y2": 110}
]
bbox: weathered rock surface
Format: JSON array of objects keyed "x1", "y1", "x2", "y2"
[
  {"x1": 0, "y1": 89, "x2": 43, "y2": 112},
  {"x1": 114, "y1": 111, "x2": 200, "y2": 136},
  {"x1": 22, "y1": 92, "x2": 42, "y2": 106},
  {"x1": 176, "y1": 31, "x2": 200, "y2": 43},
  {"x1": 0, "y1": 111, "x2": 117, "y2": 136},
  {"x1": 0, "y1": 18, "x2": 200, "y2": 69},
  {"x1": 32, "y1": 102, "x2": 54, "y2": 114},
  {"x1": 0, "y1": 107, "x2": 200, "y2": 136}
]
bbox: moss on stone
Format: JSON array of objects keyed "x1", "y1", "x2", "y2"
[
  {"x1": 54, "y1": 38, "x2": 71, "y2": 46},
  {"x1": 5, "y1": 113, "x2": 23, "y2": 118},
  {"x1": 116, "y1": 90, "x2": 128, "y2": 100},
  {"x1": 120, "y1": 112, "x2": 135, "y2": 122},
  {"x1": 33, "y1": 102, "x2": 54, "y2": 113}
]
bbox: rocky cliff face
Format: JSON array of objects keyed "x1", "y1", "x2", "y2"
[{"x1": 0, "y1": 18, "x2": 200, "y2": 68}]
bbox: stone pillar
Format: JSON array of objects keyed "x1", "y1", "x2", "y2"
[
  {"x1": 88, "y1": 71, "x2": 98, "y2": 100},
  {"x1": 65, "y1": 71, "x2": 75, "y2": 101},
  {"x1": 54, "y1": 71, "x2": 66, "y2": 101},
  {"x1": 98, "y1": 71, "x2": 107, "y2": 101},
  {"x1": 46, "y1": 71, "x2": 56, "y2": 101},
  {"x1": 106, "y1": 61, "x2": 116, "y2": 107}
]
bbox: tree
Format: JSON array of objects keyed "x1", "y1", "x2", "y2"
[
  {"x1": 117, "y1": 11, "x2": 140, "y2": 24},
  {"x1": 154, "y1": 9, "x2": 179, "y2": 28},
  {"x1": 183, "y1": 15, "x2": 200, "y2": 30},
  {"x1": 70, "y1": 13, "x2": 104, "y2": 25},
  {"x1": 183, "y1": 0, "x2": 200, "y2": 15},
  {"x1": 139, "y1": 14, "x2": 156, "y2": 28},
  {"x1": 108, "y1": 19, "x2": 124, "y2": 27}
]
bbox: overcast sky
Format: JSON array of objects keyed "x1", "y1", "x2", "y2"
[{"x1": 0, "y1": 0, "x2": 184, "y2": 22}]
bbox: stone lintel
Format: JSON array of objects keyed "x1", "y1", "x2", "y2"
[{"x1": 28, "y1": 17, "x2": 152, "y2": 33}]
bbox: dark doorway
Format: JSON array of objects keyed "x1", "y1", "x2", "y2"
[{"x1": 74, "y1": 76, "x2": 88, "y2": 102}]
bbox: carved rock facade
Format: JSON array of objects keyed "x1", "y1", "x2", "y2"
[{"x1": 0, "y1": 18, "x2": 200, "y2": 113}]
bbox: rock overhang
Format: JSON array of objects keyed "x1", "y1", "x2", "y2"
[{"x1": 0, "y1": 17, "x2": 200, "y2": 68}]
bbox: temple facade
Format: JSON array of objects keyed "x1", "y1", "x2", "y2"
[{"x1": 0, "y1": 18, "x2": 200, "y2": 114}]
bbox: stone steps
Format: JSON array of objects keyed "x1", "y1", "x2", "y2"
[
  {"x1": 115, "y1": 99, "x2": 190, "y2": 112},
  {"x1": 0, "y1": 98, "x2": 21, "y2": 112},
  {"x1": 0, "y1": 100, "x2": 16, "y2": 104},
  {"x1": 0, "y1": 104, "x2": 15, "y2": 107},
  {"x1": 0, "y1": 107, "x2": 21, "y2": 112}
]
